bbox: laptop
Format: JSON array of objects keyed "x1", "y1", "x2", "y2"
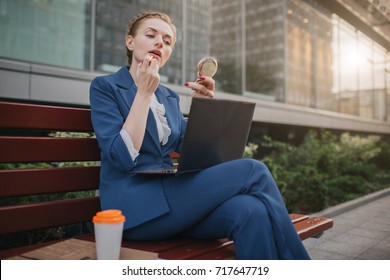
[{"x1": 132, "y1": 97, "x2": 256, "y2": 175}]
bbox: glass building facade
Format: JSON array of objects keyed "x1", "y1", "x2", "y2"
[
  {"x1": 0, "y1": 0, "x2": 389, "y2": 122},
  {"x1": 0, "y1": 0, "x2": 91, "y2": 70}
]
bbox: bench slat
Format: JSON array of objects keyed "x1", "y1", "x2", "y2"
[
  {"x1": 294, "y1": 217, "x2": 334, "y2": 240},
  {"x1": 289, "y1": 213, "x2": 310, "y2": 223},
  {"x1": 0, "y1": 197, "x2": 100, "y2": 234},
  {"x1": 0, "y1": 136, "x2": 100, "y2": 163},
  {"x1": 0, "y1": 167, "x2": 100, "y2": 197},
  {"x1": 158, "y1": 239, "x2": 234, "y2": 260},
  {"x1": 190, "y1": 247, "x2": 236, "y2": 260},
  {"x1": 120, "y1": 237, "x2": 196, "y2": 253},
  {"x1": 0, "y1": 240, "x2": 60, "y2": 260},
  {"x1": 0, "y1": 101, "x2": 93, "y2": 132}
]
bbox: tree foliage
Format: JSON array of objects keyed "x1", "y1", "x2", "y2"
[{"x1": 258, "y1": 130, "x2": 388, "y2": 213}]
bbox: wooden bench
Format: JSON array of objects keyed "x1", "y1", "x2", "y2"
[{"x1": 0, "y1": 99, "x2": 333, "y2": 260}]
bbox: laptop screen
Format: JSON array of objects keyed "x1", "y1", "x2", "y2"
[{"x1": 177, "y1": 98, "x2": 256, "y2": 172}]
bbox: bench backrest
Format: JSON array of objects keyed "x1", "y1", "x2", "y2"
[{"x1": 0, "y1": 101, "x2": 101, "y2": 234}]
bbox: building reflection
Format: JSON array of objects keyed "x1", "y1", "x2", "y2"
[{"x1": 0, "y1": 0, "x2": 389, "y2": 123}]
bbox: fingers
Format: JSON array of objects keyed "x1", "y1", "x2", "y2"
[
  {"x1": 140, "y1": 55, "x2": 157, "y2": 69},
  {"x1": 136, "y1": 55, "x2": 160, "y2": 95},
  {"x1": 198, "y1": 87, "x2": 214, "y2": 98},
  {"x1": 138, "y1": 55, "x2": 159, "y2": 77},
  {"x1": 185, "y1": 81, "x2": 214, "y2": 98},
  {"x1": 185, "y1": 76, "x2": 215, "y2": 98},
  {"x1": 195, "y1": 76, "x2": 215, "y2": 89},
  {"x1": 192, "y1": 90, "x2": 214, "y2": 99}
]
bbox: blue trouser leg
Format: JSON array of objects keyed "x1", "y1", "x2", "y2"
[
  {"x1": 183, "y1": 195, "x2": 279, "y2": 259},
  {"x1": 123, "y1": 158, "x2": 310, "y2": 259}
]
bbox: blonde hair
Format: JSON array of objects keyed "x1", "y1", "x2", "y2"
[{"x1": 125, "y1": 11, "x2": 177, "y2": 65}]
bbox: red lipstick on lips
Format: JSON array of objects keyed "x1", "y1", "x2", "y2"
[{"x1": 148, "y1": 49, "x2": 161, "y2": 59}]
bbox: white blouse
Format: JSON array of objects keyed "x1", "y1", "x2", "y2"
[{"x1": 120, "y1": 94, "x2": 171, "y2": 160}]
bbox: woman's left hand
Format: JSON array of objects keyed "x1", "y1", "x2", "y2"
[{"x1": 185, "y1": 76, "x2": 215, "y2": 98}]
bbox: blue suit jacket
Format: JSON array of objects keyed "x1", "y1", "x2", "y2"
[{"x1": 89, "y1": 66, "x2": 187, "y2": 230}]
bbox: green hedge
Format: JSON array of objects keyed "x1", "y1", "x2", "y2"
[{"x1": 258, "y1": 130, "x2": 389, "y2": 213}]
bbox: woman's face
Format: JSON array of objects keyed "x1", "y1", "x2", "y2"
[{"x1": 127, "y1": 18, "x2": 174, "y2": 68}]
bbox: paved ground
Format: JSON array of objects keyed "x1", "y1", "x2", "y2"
[{"x1": 303, "y1": 188, "x2": 390, "y2": 260}]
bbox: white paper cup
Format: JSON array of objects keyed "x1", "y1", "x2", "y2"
[{"x1": 93, "y1": 209, "x2": 126, "y2": 260}]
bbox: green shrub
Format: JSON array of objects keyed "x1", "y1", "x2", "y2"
[
  {"x1": 373, "y1": 140, "x2": 390, "y2": 171},
  {"x1": 258, "y1": 130, "x2": 388, "y2": 213},
  {"x1": 338, "y1": 160, "x2": 377, "y2": 181},
  {"x1": 281, "y1": 166, "x2": 328, "y2": 213},
  {"x1": 244, "y1": 143, "x2": 259, "y2": 158},
  {"x1": 324, "y1": 175, "x2": 367, "y2": 204}
]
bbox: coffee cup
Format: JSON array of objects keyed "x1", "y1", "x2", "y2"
[{"x1": 92, "y1": 209, "x2": 126, "y2": 260}]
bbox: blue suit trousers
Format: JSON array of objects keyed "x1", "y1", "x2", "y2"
[{"x1": 123, "y1": 158, "x2": 310, "y2": 260}]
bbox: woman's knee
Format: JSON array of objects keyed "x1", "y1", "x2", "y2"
[
  {"x1": 225, "y1": 195, "x2": 268, "y2": 224},
  {"x1": 238, "y1": 158, "x2": 274, "y2": 182},
  {"x1": 239, "y1": 158, "x2": 270, "y2": 173}
]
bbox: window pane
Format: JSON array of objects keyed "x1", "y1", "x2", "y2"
[
  {"x1": 210, "y1": 0, "x2": 243, "y2": 95},
  {"x1": 338, "y1": 20, "x2": 359, "y2": 115},
  {"x1": 184, "y1": 1, "x2": 213, "y2": 85},
  {"x1": 358, "y1": 36, "x2": 374, "y2": 118},
  {"x1": 372, "y1": 44, "x2": 388, "y2": 121},
  {"x1": 387, "y1": 59, "x2": 390, "y2": 122},
  {"x1": 285, "y1": 0, "x2": 334, "y2": 109},
  {"x1": 245, "y1": 0, "x2": 284, "y2": 101},
  {"x1": 0, "y1": 0, "x2": 91, "y2": 70}
]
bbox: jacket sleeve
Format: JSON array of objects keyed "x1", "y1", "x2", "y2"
[{"x1": 89, "y1": 76, "x2": 137, "y2": 171}]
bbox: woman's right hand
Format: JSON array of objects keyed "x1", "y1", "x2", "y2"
[
  {"x1": 123, "y1": 55, "x2": 160, "y2": 151},
  {"x1": 136, "y1": 55, "x2": 160, "y2": 97}
]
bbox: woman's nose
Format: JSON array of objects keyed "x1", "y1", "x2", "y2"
[{"x1": 155, "y1": 35, "x2": 163, "y2": 47}]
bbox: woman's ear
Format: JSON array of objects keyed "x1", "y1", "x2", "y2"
[{"x1": 126, "y1": 35, "x2": 134, "y2": 51}]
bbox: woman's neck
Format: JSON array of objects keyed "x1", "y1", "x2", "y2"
[{"x1": 129, "y1": 62, "x2": 138, "y2": 84}]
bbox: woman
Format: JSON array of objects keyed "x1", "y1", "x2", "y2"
[{"x1": 89, "y1": 11, "x2": 310, "y2": 260}]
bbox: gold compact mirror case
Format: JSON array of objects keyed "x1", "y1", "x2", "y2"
[{"x1": 195, "y1": 57, "x2": 218, "y2": 82}]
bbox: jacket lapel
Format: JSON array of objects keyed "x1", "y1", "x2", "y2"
[
  {"x1": 155, "y1": 86, "x2": 180, "y2": 149},
  {"x1": 114, "y1": 67, "x2": 161, "y2": 150}
]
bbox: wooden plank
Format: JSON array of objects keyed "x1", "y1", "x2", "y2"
[
  {"x1": 190, "y1": 246, "x2": 235, "y2": 260},
  {"x1": 121, "y1": 237, "x2": 196, "y2": 253},
  {"x1": 158, "y1": 239, "x2": 233, "y2": 260},
  {"x1": 290, "y1": 213, "x2": 310, "y2": 223},
  {"x1": 0, "y1": 197, "x2": 100, "y2": 234},
  {"x1": 0, "y1": 136, "x2": 100, "y2": 163},
  {"x1": 0, "y1": 215, "x2": 333, "y2": 259},
  {"x1": 294, "y1": 217, "x2": 334, "y2": 240},
  {"x1": 85, "y1": 234, "x2": 233, "y2": 260},
  {"x1": 81, "y1": 235, "x2": 233, "y2": 260},
  {"x1": 0, "y1": 101, "x2": 93, "y2": 132},
  {"x1": 0, "y1": 167, "x2": 100, "y2": 197},
  {"x1": 0, "y1": 240, "x2": 60, "y2": 260}
]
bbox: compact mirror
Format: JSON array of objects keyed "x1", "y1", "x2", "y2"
[{"x1": 197, "y1": 57, "x2": 218, "y2": 77}]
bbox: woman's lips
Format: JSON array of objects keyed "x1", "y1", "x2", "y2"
[{"x1": 148, "y1": 50, "x2": 161, "y2": 59}]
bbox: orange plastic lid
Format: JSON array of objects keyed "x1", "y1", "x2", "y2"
[{"x1": 92, "y1": 209, "x2": 126, "y2": 224}]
